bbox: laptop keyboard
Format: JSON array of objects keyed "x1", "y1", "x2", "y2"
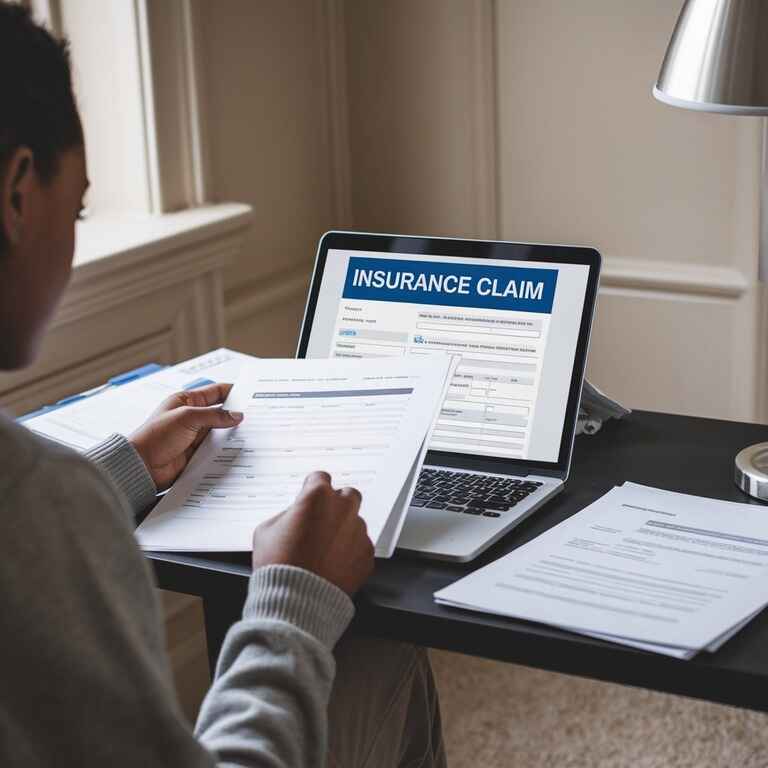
[{"x1": 410, "y1": 469, "x2": 543, "y2": 518}]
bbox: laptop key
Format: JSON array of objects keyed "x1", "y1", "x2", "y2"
[
  {"x1": 415, "y1": 468, "x2": 542, "y2": 504},
  {"x1": 483, "y1": 502, "x2": 511, "y2": 511},
  {"x1": 410, "y1": 500, "x2": 427, "y2": 507},
  {"x1": 463, "y1": 508, "x2": 483, "y2": 515},
  {"x1": 483, "y1": 511, "x2": 501, "y2": 518},
  {"x1": 446, "y1": 505, "x2": 464, "y2": 512}
]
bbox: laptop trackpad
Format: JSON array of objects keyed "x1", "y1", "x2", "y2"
[{"x1": 398, "y1": 506, "x2": 479, "y2": 550}]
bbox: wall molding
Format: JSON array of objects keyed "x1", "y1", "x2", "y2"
[
  {"x1": 318, "y1": 0, "x2": 353, "y2": 227},
  {"x1": 60, "y1": 204, "x2": 252, "y2": 329},
  {"x1": 600, "y1": 257, "x2": 750, "y2": 299},
  {"x1": 28, "y1": 0, "x2": 62, "y2": 32},
  {"x1": 470, "y1": 0, "x2": 499, "y2": 239},
  {"x1": 180, "y1": 0, "x2": 212, "y2": 206},
  {"x1": 757, "y1": 125, "x2": 768, "y2": 421},
  {"x1": 756, "y1": 281, "x2": 768, "y2": 422},
  {"x1": 1, "y1": 331, "x2": 172, "y2": 416},
  {"x1": 225, "y1": 266, "x2": 311, "y2": 327},
  {"x1": 135, "y1": 0, "x2": 162, "y2": 213},
  {"x1": 136, "y1": 0, "x2": 212, "y2": 212},
  {"x1": 3, "y1": 205, "x2": 252, "y2": 415}
]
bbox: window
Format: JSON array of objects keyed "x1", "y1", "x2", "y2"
[{"x1": 29, "y1": 0, "x2": 211, "y2": 217}]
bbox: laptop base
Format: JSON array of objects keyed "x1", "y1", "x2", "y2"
[{"x1": 396, "y1": 466, "x2": 563, "y2": 562}]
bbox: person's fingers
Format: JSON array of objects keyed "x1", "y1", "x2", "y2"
[
  {"x1": 190, "y1": 424, "x2": 211, "y2": 449},
  {"x1": 154, "y1": 390, "x2": 188, "y2": 415},
  {"x1": 183, "y1": 382, "x2": 233, "y2": 407},
  {"x1": 363, "y1": 529, "x2": 375, "y2": 559},
  {"x1": 337, "y1": 485, "x2": 362, "y2": 511},
  {"x1": 154, "y1": 383, "x2": 234, "y2": 414},
  {"x1": 176, "y1": 405, "x2": 243, "y2": 432},
  {"x1": 302, "y1": 471, "x2": 332, "y2": 491},
  {"x1": 184, "y1": 426, "x2": 212, "y2": 462},
  {"x1": 355, "y1": 514, "x2": 369, "y2": 538}
]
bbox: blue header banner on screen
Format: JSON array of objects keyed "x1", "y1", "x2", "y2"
[{"x1": 342, "y1": 257, "x2": 558, "y2": 313}]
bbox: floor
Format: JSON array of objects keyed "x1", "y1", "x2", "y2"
[
  {"x1": 431, "y1": 650, "x2": 768, "y2": 768},
  {"x1": 164, "y1": 596, "x2": 768, "y2": 767}
]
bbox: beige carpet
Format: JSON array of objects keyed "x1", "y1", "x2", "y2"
[{"x1": 431, "y1": 651, "x2": 768, "y2": 768}]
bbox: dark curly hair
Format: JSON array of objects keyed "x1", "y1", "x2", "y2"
[{"x1": 0, "y1": 2, "x2": 81, "y2": 250}]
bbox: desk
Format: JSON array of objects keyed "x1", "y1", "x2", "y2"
[{"x1": 146, "y1": 410, "x2": 768, "y2": 713}]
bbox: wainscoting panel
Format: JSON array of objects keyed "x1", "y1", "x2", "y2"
[
  {"x1": 225, "y1": 269, "x2": 310, "y2": 358},
  {"x1": 588, "y1": 285, "x2": 760, "y2": 421}
]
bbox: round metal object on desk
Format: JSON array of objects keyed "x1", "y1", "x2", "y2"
[{"x1": 735, "y1": 443, "x2": 768, "y2": 502}]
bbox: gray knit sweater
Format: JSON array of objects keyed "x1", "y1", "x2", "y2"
[{"x1": 0, "y1": 413, "x2": 354, "y2": 767}]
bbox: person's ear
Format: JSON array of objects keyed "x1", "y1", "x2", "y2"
[{"x1": 1, "y1": 147, "x2": 35, "y2": 248}]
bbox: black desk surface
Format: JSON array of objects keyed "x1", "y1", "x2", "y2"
[{"x1": 147, "y1": 410, "x2": 768, "y2": 712}]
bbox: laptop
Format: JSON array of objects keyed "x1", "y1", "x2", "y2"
[{"x1": 297, "y1": 232, "x2": 601, "y2": 562}]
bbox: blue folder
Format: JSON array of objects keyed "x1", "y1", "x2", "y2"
[{"x1": 19, "y1": 363, "x2": 216, "y2": 422}]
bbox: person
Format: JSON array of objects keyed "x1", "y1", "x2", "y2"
[{"x1": 0, "y1": 5, "x2": 446, "y2": 766}]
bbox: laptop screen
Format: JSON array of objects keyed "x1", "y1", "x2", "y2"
[{"x1": 300, "y1": 235, "x2": 598, "y2": 472}]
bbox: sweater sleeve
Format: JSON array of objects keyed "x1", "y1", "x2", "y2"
[
  {"x1": 3, "y1": 434, "x2": 355, "y2": 768},
  {"x1": 82, "y1": 431, "x2": 358, "y2": 766},
  {"x1": 195, "y1": 566, "x2": 355, "y2": 767},
  {"x1": 85, "y1": 432, "x2": 157, "y2": 515},
  {"x1": 0, "y1": 448, "x2": 216, "y2": 767}
]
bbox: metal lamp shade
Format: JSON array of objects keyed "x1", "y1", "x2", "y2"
[{"x1": 654, "y1": 0, "x2": 768, "y2": 114}]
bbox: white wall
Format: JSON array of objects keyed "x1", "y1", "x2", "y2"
[
  {"x1": 495, "y1": 0, "x2": 764, "y2": 422},
  {"x1": 194, "y1": 0, "x2": 766, "y2": 421},
  {"x1": 345, "y1": 0, "x2": 496, "y2": 239},
  {"x1": 199, "y1": 0, "x2": 350, "y2": 356},
  {"x1": 342, "y1": 0, "x2": 767, "y2": 422}
]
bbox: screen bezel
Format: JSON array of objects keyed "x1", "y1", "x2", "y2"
[{"x1": 296, "y1": 231, "x2": 601, "y2": 478}]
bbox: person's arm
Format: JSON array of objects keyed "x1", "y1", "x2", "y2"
[
  {"x1": 195, "y1": 565, "x2": 353, "y2": 764},
  {"x1": 195, "y1": 473, "x2": 372, "y2": 765},
  {"x1": 17, "y1": 452, "x2": 370, "y2": 768},
  {"x1": 83, "y1": 386, "x2": 374, "y2": 767},
  {"x1": 84, "y1": 383, "x2": 242, "y2": 518},
  {"x1": 85, "y1": 432, "x2": 157, "y2": 514},
  {"x1": 4, "y1": 450, "x2": 216, "y2": 767}
]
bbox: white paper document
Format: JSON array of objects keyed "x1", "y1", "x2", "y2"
[
  {"x1": 435, "y1": 482, "x2": 768, "y2": 656},
  {"x1": 136, "y1": 355, "x2": 453, "y2": 557},
  {"x1": 23, "y1": 348, "x2": 252, "y2": 451}
]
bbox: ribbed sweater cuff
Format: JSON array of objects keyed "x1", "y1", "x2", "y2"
[
  {"x1": 244, "y1": 565, "x2": 355, "y2": 650},
  {"x1": 85, "y1": 433, "x2": 158, "y2": 515}
]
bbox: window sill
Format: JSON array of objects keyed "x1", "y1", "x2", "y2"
[
  {"x1": 73, "y1": 203, "x2": 253, "y2": 274},
  {"x1": 55, "y1": 203, "x2": 253, "y2": 329}
]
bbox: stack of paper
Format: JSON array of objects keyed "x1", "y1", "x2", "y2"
[
  {"x1": 23, "y1": 348, "x2": 253, "y2": 452},
  {"x1": 435, "y1": 482, "x2": 768, "y2": 658},
  {"x1": 136, "y1": 355, "x2": 455, "y2": 558}
]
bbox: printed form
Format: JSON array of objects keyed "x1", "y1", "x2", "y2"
[
  {"x1": 331, "y1": 257, "x2": 557, "y2": 459},
  {"x1": 435, "y1": 482, "x2": 768, "y2": 656},
  {"x1": 136, "y1": 356, "x2": 453, "y2": 556}
]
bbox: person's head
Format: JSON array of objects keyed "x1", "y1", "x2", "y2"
[{"x1": 0, "y1": 2, "x2": 86, "y2": 371}]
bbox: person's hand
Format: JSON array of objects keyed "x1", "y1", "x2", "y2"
[
  {"x1": 129, "y1": 383, "x2": 243, "y2": 491},
  {"x1": 251, "y1": 471, "x2": 374, "y2": 595}
]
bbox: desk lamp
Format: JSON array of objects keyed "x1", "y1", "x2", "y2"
[{"x1": 654, "y1": 0, "x2": 768, "y2": 501}]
